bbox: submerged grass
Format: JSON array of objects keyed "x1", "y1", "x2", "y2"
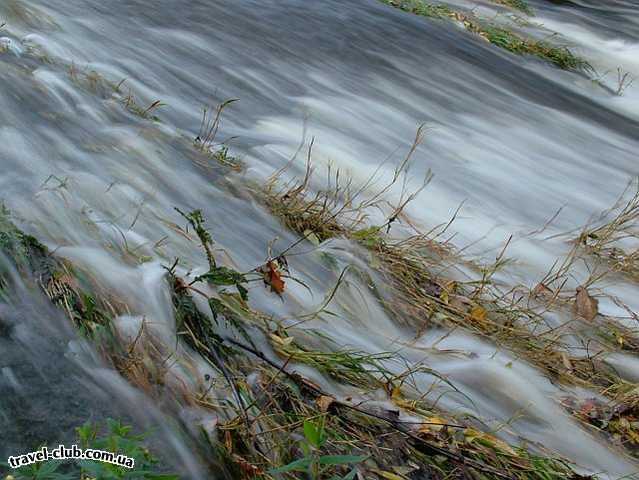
[
  {"x1": 0, "y1": 198, "x2": 616, "y2": 478},
  {"x1": 259, "y1": 132, "x2": 639, "y2": 462},
  {"x1": 260, "y1": 138, "x2": 631, "y2": 388},
  {"x1": 206, "y1": 346, "x2": 579, "y2": 480},
  {"x1": 379, "y1": 0, "x2": 591, "y2": 72},
  {"x1": 155, "y1": 203, "x2": 586, "y2": 479},
  {"x1": 2, "y1": 109, "x2": 636, "y2": 476},
  {"x1": 577, "y1": 178, "x2": 639, "y2": 281},
  {"x1": 491, "y1": 0, "x2": 534, "y2": 15},
  {"x1": 193, "y1": 99, "x2": 243, "y2": 171}
]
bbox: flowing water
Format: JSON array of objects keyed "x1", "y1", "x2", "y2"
[{"x1": 1, "y1": 0, "x2": 639, "y2": 477}]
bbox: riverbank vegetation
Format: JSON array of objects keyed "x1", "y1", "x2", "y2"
[
  {"x1": 3, "y1": 124, "x2": 639, "y2": 477},
  {"x1": 379, "y1": 0, "x2": 592, "y2": 72}
]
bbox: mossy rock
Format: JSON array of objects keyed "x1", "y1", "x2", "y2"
[{"x1": 0, "y1": 207, "x2": 57, "y2": 284}]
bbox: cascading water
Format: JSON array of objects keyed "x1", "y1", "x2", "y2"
[{"x1": 1, "y1": 0, "x2": 639, "y2": 478}]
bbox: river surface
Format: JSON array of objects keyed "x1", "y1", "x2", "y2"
[{"x1": 1, "y1": 0, "x2": 639, "y2": 478}]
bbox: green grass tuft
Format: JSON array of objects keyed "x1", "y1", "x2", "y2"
[
  {"x1": 492, "y1": 0, "x2": 534, "y2": 15},
  {"x1": 379, "y1": 0, "x2": 592, "y2": 72}
]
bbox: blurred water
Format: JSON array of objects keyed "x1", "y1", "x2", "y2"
[{"x1": 1, "y1": 0, "x2": 638, "y2": 477}]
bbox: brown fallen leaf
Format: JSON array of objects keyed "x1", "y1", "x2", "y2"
[
  {"x1": 316, "y1": 395, "x2": 335, "y2": 413},
  {"x1": 261, "y1": 260, "x2": 285, "y2": 295},
  {"x1": 574, "y1": 286, "x2": 598, "y2": 321}
]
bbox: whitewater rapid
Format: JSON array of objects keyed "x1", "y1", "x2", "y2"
[{"x1": 1, "y1": 0, "x2": 638, "y2": 477}]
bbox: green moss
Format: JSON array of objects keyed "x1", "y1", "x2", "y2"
[{"x1": 0, "y1": 206, "x2": 55, "y2": 282}]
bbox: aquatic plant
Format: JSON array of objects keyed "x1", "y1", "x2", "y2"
[
  {"x1": 577, "y1": 178, "x2": 639, "y2": 281},
  {"x1": 379, "y1": 0, "x2": 591, "y2": 72},
  {"x1": 491, "y1": 0, "x2": 534, "y2": 15}
]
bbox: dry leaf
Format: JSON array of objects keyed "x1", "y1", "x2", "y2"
[
  {"x1": 263, "y1": 260, "x2": 285, "y2": 295},
  {"x1": 390, "y1": 385, "x2": 402, "y2": 400},
  {"x1": 417, "y1": 416, "x2": 447, "y2": 433},
  {"x1": 224, "y1": 430, "x2": 233, "y2": 453},
  {"x1": 470, "y1": 305, "x2": 487, "y2": 324},
  {"x1": 574, "y1": 286, "x2": 598, "y2": 321},
  {"x1": 317, "y1": 395, "x2": 335, "y2": 413}
]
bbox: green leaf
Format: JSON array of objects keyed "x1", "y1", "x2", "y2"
[
  {"x1": 236, "y1": 283, "x2": 249, "y2": 301},
  {"x1": 329, "y1": 468, "x2": 358, "y2": 480},
  {"x1": 352, "y1": 226, "x2": 382, "y2": 248},
  {"x1": 268, "y1": 457, "x2": 312, "y2": 474},
  {"x1": 208, "y1": 297, "x2": 224, "y2": 322},
  {"x1": 342, "y1": 469, "x2": 359, "y2": 480},
  {"x1": 303, "y1": 420, "x2": 321, "y2": 448},
  {"x1": 34, "y1": 460, "x2": 61, "y2": 477},
  {"x1": 196, "y1": 266, "x2": 245, "y2": 286}
]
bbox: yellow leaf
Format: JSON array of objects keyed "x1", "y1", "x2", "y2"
[
  {"x1": 303, "y1": 229, "x2": 321, "y2": 246},
  {"x1": 391, "y1": 385, "x2": 402, "y2": 400},
  {"x1": 470, "y1": 306, "x2": 487, "y2": 324},
  {"x1": 418, "y1": 416, "x2": 447, "y2": 433},
  {"x1": 440, "y1": 289, "x2": 449, "y2": 305},
  {"x1": 376, "y1": 472, "x2": 405, "y2": 480},
  {"x1": 269, "y1": 334, "x2": 294, "y2": 347},
  {"x1": 464, "y1": 428, "x2": 517, "y2": 456}
]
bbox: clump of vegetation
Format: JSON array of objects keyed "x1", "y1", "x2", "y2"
[
  {"x1": 199, "y1": 337, "x2": 581, "y2": 480},
  {"x1": 0, "y1": 199, "x2": 617, "y2": 478},
  {"x1": 476, "y1": 24, "x2": 590, "y2": 71},
  {"x1": 269, "y1": 332, "x2": 394, "y2": 389},
  {"x1": 258, "y1": 131, "x2": 639, "y2": 467},
  {"x1": 2, "y1": 419, "x2": 177, "y2": 480},
  {"x1": 194, "y1": 99, "x2": 243, "y2": 171},
  {"x1": 261, "y1": 137, "x2": 618, "y2": 388},
  {"x1": 67, "y1": 65, "x2": 166, "y2": 120},
  {"x1": 577, "y1": 179, "x2": 639, "y2": 281},
  {"x1": 151, "y1": 203, "x2": 586, "y2": 479},
  {"x1": 379, "y1": 0, "x2": 591, "y2": 72},
  {"x1": 382, "y1": 0, "x2": 453, "y2": 18},
  {"x1": 561, "y1": 386, "x2": 639, "y2": 455},
  {"x1": 268, "y1": 418, "x2": 367, "y2": 479},
  {"x1": 491, "y1": 0, "x2": 534, "y2": 15},
  {"x1": 0, "y1": 207, "x2": 53, "y2": 282}
]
